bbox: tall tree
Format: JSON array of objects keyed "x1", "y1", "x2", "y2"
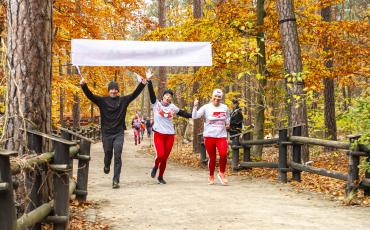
[
  {"x1": 253, "y1": 0, "x2": 268, "y2": 157},
  {"x1": 276, "y1": 0, "x2": 309, "y2": 161},
  {"x1": 321, "y1": 5, "x2": 337, "y2": 141},
  {"x1": 5, "y1": 0, "x2": 52, "y2": 151},
  {"x1": 72, "y1": 0, "x2": 82, "y2": 129},
  {"x1": 157, "y1": 0, "x2": 167, "y2": 96},
  {"x1": 192, "y1": 0, "x2": 203, "y2": 153}
]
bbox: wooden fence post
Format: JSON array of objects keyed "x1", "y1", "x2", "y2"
[
  {"x1": 242, "y1": 132, "x2": 252, "y2": 163},
  {"x1": 278, "y1": 128, "x2": 288, "y2": 183},
  {"x1": 61, "y1": 130, "x2": 74, "y2": 179},
  {"x1": 292, "y1": 125, "x2": 302, "y2": 182},
  {"x1": 346, "y1": 135, "x2": 360, "y2": 198},
  {"x1": 76, "y1": 139, "x2": 91, "y2": 201},
  {"x1": 92, "y1": 127, "x2": 96, "y2": 140},
  {"x1": 0, "y1": 150, "x2": 18, "y2": 230},
  {"x1": 26, "y1": 132, "x2": 43, "y2": 230},
  {"x1": 51, "y1": 141, "x2": 71, "y2": 230},
  {"x1": 231, "y1": 135, "x2": 240, "y2": 172},
  {"x1": 198, "y1": 134, "x2": 207, "y2": 167},
  {"x1": 365, "y1": 156, "x2": 370, "y2": 196}
]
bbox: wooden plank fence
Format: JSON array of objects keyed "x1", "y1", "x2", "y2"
[
  {"x1": 199, "y1": 125, "x2": 370, "y2": 198},
  {"x1": 0, "y1": 126, "x2": 100, "y2": 230}
]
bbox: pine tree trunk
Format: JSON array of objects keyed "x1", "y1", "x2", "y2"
[
  {"x1": 5, "y1": 0, "x2": 52, "y2": 152},
  {"x1": 276, "y1": 0, "x2": 309, "y2": 162},
  {"x1": 58, "y1": 58, "x2": 65, "y2": 127},
  {"x1": 253, "y1": 0, "x2": 267, "y2": 157},
  {"x1": 72, "y1": 94, "x2": 80, "y2": 129},
  {"x1": 192, "y1": 0, "x2": 203, "y2": 153},
  {"x1": 321, "y1": 6, "x2": 337, "y2": 141},
  {"x1": 157, "y1": 0, "x2": 167, "y2": 96},
  {"x1": 244, "y1": 74, "x2": 252, "y2": 127}
]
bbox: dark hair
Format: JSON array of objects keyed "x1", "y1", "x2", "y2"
[
  {"x1": 163, "y1": 89, "x2": 174, "y2": 97},
  {"x1": 108, "y1": 81, "x2": 119, "y2": 91},
  {"x1": 232, "y1": 99, "x2": 239, "y2": 105}
]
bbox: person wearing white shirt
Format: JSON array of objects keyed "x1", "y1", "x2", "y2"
[{"x1": 192, "y1": 89, "x2": 230, "y2": 185}]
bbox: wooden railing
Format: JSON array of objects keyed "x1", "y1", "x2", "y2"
[
  {"x1": 0, "y1": 127, "x2": 99, "y2": 230},
  {"x1": 198, "y1": 125, "x2": 370, "y2": 198}
]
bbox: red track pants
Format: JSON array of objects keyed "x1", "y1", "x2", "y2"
[
  {"x1": 153, "y1": 131, "x2": 175, "y2": 177},
  {"x1": 204, "y1": 137, "x2": 228, "y2": 176},
  {"x1": 134, "y1": 129, "x2": 140, "y2": 145}
]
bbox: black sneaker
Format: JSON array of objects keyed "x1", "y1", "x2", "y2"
[
  {"x1": 158, "y1": 177, "x2": 166, "y2": 184},
  {"x1": 150, "y1": 167, "x2": 158, "y2": 178},
  {"x1": 103, "y1": 166, "x2": 110, "y2": 174},
  {"x1": 112, "y1": 181, "x2": 120, "y2": 189}
]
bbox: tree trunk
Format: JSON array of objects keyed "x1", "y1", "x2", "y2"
[
  {"x1": 321, "y1": 6, "x2": 337, "y2": 141},
  {"x1": 192, "y1": 0, "x2": 203, "y2": 153},
  {"x1": 5, "y1": 0, "x2": 52, "y2": 152},
  {"x1": 157, "y1": 0, "x2": 167, "y2": 96},
  {"x1": 90, "y1": 81, "x2": 96, "y2": 123},
  {"x1": 244, "y1": 74, "x2": 252, "y2": 127},
  {"x1": 72, "y1": 94, "x2": 80, "y2": 129},
  {"x1": 276, "y1": 0, "x2": 309, "y2": 162},
  {"x1": 58, "y1": 57, "x2": 65, "y2": 127},
  {"x1": 252, "y1": 0, "x2": 267, "y2": 157}
]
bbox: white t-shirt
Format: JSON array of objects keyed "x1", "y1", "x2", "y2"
[
  {"x1": 192, "y1": 103, "x2": 230, "y2": 138},
  {"x1": 152, "y1": 100, "x2": 180, "y2": 134}
]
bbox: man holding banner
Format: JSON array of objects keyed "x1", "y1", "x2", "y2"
[{"x1": 80, "y1": 75, "x2": 150, "y2": 189}]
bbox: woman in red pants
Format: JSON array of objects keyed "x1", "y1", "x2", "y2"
[
  {"x1": 142, "y1": 70, "x2": 192, "y2": 184},
  {"x1": 132, "y1": 114, "x2": 141, "y2": 145},
  {"x1": 192, "y1": 89, "x2": 230, "y2": 185}
]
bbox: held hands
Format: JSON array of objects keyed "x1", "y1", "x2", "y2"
[
  {"x1": 145, "y1": 68, "x2": 153, "y2": 80},
  {"x1": 134, "y1": 68, "x2": 153, "y2": 84},
  {"x1": 79, "y1": 76, "x2": 86, "y2": 86}
]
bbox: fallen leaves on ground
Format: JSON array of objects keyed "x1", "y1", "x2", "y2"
[{"x1": 42, "y1": 199, "x2": 109, "y2": 230}]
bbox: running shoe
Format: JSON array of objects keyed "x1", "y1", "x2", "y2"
[
  {"x1": 158, "y1": 177, "x2": 167, "y2": 184},
  {"x1": 217, "y1": 173, "x2": 228, "y2": 186},
  {"x1": 103, "y1": 166, "x2": 110, "y2": 174},
  {"x1": 112, "y1": 181, "x2": 120, "y2": 189},
  {"x1": 208, "y1": 176, "x2": 215, "y2": 185},
  {"x1": 150, "y1": 167, "x2": 158, "y2": 178}
]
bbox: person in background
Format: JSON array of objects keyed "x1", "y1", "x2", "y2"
[
  {"x1": 140, "y1": 120, "x2": 146, "y2": 140},
  {"x1": 132, "y1": 114, "x2": 142, "y2": 145},
  {"x1": 192, "y1": 89, "x2": 230, "y2": 185},
  {"x1": 229, "y1": 99, "x2": 243, "y2": 137},
  {"x1": 145, "y1": 117, "x2": 152, "y2": 137}
]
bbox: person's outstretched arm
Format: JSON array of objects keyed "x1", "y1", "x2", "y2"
[
  {"x1": 192, "y1": 100, "x2": 206, "y2": 119},
  {"x1": 147, "y1": 80, "x2": 157, "y2": 104},
  {"x1": 126, "y1": 69, "x2": 153, "y2": 103},
  {"x1": 226, "y1": 108, "x2": 231, "y2": 129},
  {"x1": 80, "y1": 77, "x2": 102, "y2": 106},
  {"x1": 177, "y1": 109, "x2": 192, "y2": 119}
]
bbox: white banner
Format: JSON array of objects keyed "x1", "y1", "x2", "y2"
[{"x1": 71, "y1": 39, "x2": 212, "y2": 67}]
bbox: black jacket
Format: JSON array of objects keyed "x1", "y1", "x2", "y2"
[
  {"x1": 147, "y1": 80, "x2": 191, "y2": 118},
  {"x1": 81, "y1": 82, "x2": 145, "y2": 135},
  {"x1": 230, "y1": 107, "x2": 243, "y2": 135}
]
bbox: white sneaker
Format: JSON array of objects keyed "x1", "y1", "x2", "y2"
[{"x1": 217, "y1": 173, "x2": 228, "y2": 186}]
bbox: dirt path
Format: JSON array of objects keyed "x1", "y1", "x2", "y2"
[{"x1": 87, "y1": 131, "x2": 370, "y2": 230}]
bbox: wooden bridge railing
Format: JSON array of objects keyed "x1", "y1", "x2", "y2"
[
  {"x1": 198, "y1": 125, "x2": 370, "y2": 198},
  {"x1": 0, "y1": 126, "x2": 99, "y2": 230}
]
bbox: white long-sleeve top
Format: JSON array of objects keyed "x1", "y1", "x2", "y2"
[{"x1": 192, "y1": 103, "x2": 230, "y2": 138}]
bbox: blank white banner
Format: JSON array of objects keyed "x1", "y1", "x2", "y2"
[{"x1": 71, "y1": 39, "x2": 212, "y2": 67}]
